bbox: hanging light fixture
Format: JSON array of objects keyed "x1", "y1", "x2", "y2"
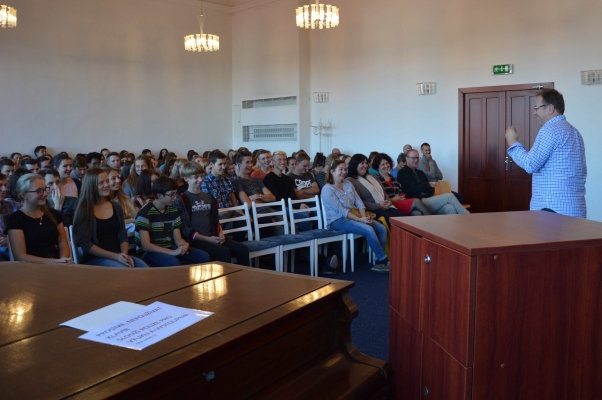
[
  {"x1": 296, "y1": 0, "x2": 339, "y2": 29},
  {"x1": 0, "y1": 4, "x2": 17, "y2": 28},
  {"x1": 184, "y1": 2, "x2": 219, "y2": 53}
]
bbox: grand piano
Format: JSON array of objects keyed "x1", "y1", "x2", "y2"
[{"x1": 0, "y1": 262, "x2": 390, "y2": 399}]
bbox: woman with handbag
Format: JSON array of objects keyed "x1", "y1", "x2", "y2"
[{"x1": 321, "y1": 159, "x2": 390, "y2": 273}]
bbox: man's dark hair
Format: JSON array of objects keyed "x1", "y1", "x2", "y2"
[
  {"x1": 86, "y1": 152, "x2": 101, "y2": 164},
  {"x1": 100, "y1": 148, "x2": 109, "y2": 154},
  {"x1": 397, "y1": 152, "x2": 407, "y2": 165},
  {"x1": 0, "y1": 158, "x2": 15, "y2": 168},
  {"x1": 208, "y1": 150, "x2": 227, "y2": 165},
  {"x1": 152, "y1": 176, "x2": 177, "y2": 198},
  {"x1": 73, "y1": 156, "x2": 87, "y2": 169},
  {"x1": 37, "y1": 155, "x2": 51, "y2": 164},
  {"x1": 371, "y1": 153, "x2": 394, "y2": 171},
  {"x1": 10, "y1": 153, "x2": 21, "y2": 159},
  {"x1": 34, "y1": 146, "x2": 46, "y2": 155},
  {"x1": 22, "y1": 158, "x2": 38, "y2": 167},
  {"x1": 233, "y1": 150, "x2": 252, "y2": 166},
  {"x1": 347, "y1": 154, "x2": 369, "y2": 179},
  {"x1": 537, "y1": 88, "x2": 565, "y2": 114},
  {"x1": 420, "y1": 142, "x2": 431, "y2": 150},
  {"x1": 108, "y1": 152, "x2": 120, "y2": 158},
  {"x1": 141, "y1": 149, "x2": 152, "y2": 155},
  {"x1": 295, "y1": 152, "x2": 310, "y2": 162},
  {"x1": 41, "y1": 168, "x2": 60, "y2": 179}
]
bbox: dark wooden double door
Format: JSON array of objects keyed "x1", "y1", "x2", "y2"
[{"x1": 459, "y1": 83, "x2": 553, "y2": 213}]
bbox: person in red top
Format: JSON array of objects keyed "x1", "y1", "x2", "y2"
[{"x1": 250, "y1": 149, "x2": 272, "y2": 180}]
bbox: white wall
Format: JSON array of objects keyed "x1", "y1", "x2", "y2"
[
  {"x1": 306, "y1": 0, "x2": 601, "y2": 221},
  {"x1": 0, "y1": 0, "x2": 232, "y2": 158}
]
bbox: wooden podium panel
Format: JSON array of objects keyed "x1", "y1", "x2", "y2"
[
  {"x1": 0, "y1": 263, "x2": 391, "y2": 399},
  {"x1": 389, "y1": 211, "x2": 602, "y2": 400}
]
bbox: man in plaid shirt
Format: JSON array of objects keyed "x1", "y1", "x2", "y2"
[
  {"x1": 201, "y1": 150, "x2": 238, "y2": 210},
  {"x1": 506, "y1": 88, "x2": 586, "y2": 218}
]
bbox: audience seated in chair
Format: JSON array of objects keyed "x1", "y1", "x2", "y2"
[
  {"x1": 41, "y1": 168, "x2": 78, "y2": 227},
  {"x1": 6, "y1": 173, "x2": 73, "y2": 263},
  {"x1": 397, "y1": 149, "x2": 469, "y2": 215},
  {"x1": 72, "y1": 168, "x2": 148, "y2": 268},
  {"x1": 175, "y1": 161, "x2": 250, "y2": 266}
]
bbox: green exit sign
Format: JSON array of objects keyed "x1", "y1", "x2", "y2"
[{"x1": 493, "y1": 64, "x2": 513, "y2": 75}]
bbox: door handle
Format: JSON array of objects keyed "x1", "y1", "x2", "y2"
[{"x1": 505, "y1": 156, "x2": 514, "y2": 171}]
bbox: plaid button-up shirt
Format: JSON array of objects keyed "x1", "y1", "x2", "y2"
[{"x1": 201, "y1": 173, "x2": 236, "y2": 209}]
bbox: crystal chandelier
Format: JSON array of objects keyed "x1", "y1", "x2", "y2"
[
  {"x1": 0, "y1": 4, "x2": 17, "y2": 28},
  {"x1": 184, "y1": 3, "x2": 219, "y2": 53},
  {"x1": 296, "y1": 0, "x2": 339, "y2": 29}
]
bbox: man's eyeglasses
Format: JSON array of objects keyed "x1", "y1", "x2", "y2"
[
  {"x1": 534, "y1": 103, "x2": 549, "y2": 111},
  {"x1": 164, "y1": 192, "x2": 178, "y2": 198},
  {"x1": 25, "y1": 188, "x2": 49, "y2": 196},
  {"x1": 407, "y1": 157, "x2": 420, "y2": 160}
]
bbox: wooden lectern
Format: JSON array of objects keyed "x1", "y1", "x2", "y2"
[{"x1": 389, "y1": 211, "x2": 602, "y2": 400}]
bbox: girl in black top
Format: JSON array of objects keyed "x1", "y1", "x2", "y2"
[
  {"x1": 72, "y1": 168, "x2": 148, "y2": 268},
  {"x1": 6, "y1": 174, "x2": 72, "y2": 263}
]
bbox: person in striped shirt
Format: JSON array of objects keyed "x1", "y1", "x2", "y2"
[{"x1": 135, "y1": 176, "x2": 209, "y2": 267}]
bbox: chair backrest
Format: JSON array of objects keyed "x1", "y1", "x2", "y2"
[
  {"x1": 218, "y1": 203, "x2": 253, "y2": 241},
  {"x1": 251, "y1": 199, "x2": 289, "y2": 240},
  {"x1": 64, "y1": 226, "x2": 75, "y2": 262},
  {"x1": 288, "y1": 195, "x2": 323, "y2": 234},
  {"x1": 319, "y1": 195, "x2": 329, "y2": 229},
  {"x1": 7, "y1": 236, "x2": 15, "y2": 261},
  {"x1": 436, "y1": 181, "x2": 453, "y2": 195}
]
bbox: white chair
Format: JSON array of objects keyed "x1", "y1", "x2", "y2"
[
  {"x1": 218, "y1": 203, "x2": 282, "y2": 270},
  {"x1": 319, "y1": 196, "x2": 371, "y2": 273},
  {"x1": 67, "y1": 226, "x2": 82, "y2": 264},
  {"x1": 289, "y1": 195, "x2": 348, "y2": 276},
  {"x1": 7, "y1": 236, "x2": 14, "y2": 261},
  {"x1": 251, "y1": 199, "x2": 314, "y2": 274}
]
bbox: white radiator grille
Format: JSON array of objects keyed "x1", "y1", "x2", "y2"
[
  {"x1": 243, "y1": 124, "x2": 297, "y2": 142},
  {"x1": 242, "y1": 96, "x2": 297, "y2": 109}
]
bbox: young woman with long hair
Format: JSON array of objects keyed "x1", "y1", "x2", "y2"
[
  {"x1": 6, "y1": 173, "x2": 72, "y2": 263},
  {"x1": 72, "y1": 168, "x2": 148, "y2": 268},
  {"x1": 321, "y1": 160, "x2": 390, "y2": 273},
  {"x1": 122, "y1": 154, "x2": 152, "y2": 198},
  {"x1": 133, "y1": 169, "x2": 159, "y2": 210},
  {"x1": 52, "y1": 153, "x2": 79, "y2": 198},
  {"x1": 100, "y1": 165, "x2": 136, "y2": 219}
]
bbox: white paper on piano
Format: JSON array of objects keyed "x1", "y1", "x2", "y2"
[
  {"x1": 60, "y1": 301, "x2": 146, "y2": 332},
  {"x1": 78, "y1": 301, "x2": 213, "y2": 350}
]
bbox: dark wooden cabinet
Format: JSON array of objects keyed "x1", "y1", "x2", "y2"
[{"x1": 389, "y1": 211, "x2": 602, "y2": 400}]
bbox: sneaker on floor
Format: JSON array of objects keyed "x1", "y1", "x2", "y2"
[
  {"x1": 321, "y1": 255, "x2": 338, "y2": 275},
  {"x1": 371, "y1": 263, "x2": 390, "y2": 273}
]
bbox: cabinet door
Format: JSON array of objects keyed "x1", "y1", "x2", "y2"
[
  {"x1": 420, "y1": 239, "x2": 476, "y2": 366},
  {"x1": 390, "y1": 308, "x2": 422, "y2": 400},
  {"x1": 390, "y1": 227, "x2": 422, "y2": 329},
  {"x1": 422, "y1": 335, "x2": 472, "y2": 400}
]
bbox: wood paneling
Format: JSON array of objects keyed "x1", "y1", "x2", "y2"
[
  {"x1": 389, "y1": 309, "x2": 422, "y2": 400},
  {"x1": 473, "y1": 246, "x2": 602, "y2": 400},
  {"x1": 420, "y1": 239, "x2": 475, "y2": 366},
  {"x1": 390, "y1": 227, "x2": 422, "y2": 329},
  {"x1": 421, "y1": 335, "x2": 472, "y2": 400}
]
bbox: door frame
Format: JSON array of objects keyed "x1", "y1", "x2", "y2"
[{"x1": 457, "y1": 82, "x2": 554, "y2": 200}]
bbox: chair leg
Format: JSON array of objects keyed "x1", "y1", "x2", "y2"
[
  {"x1": 342, "y1": 239, "x2": 348, "y2": 273},
  {"x1": 283, "y1": 251, "x2": 288, "y2": 273},
  {"x1": 349, "y1": 236, "x2": 355, "y2": 273},
  {"x1": 291, "y1": 249, "x2": 295, "y2": 273}
]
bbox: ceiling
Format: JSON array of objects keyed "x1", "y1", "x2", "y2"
[{"x1": 204, "y1": 0, "x2": 262, "y2": 7}]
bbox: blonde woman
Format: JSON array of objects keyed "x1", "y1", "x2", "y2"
[{"x1": 6, "y1": 173, "x2": 72, "y2": 263}]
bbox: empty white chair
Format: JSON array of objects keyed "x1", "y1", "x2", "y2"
[
  {"x1": 289, "y1": 195, "x2": 348, "y2": 276},
  {"x1": 218, "y1": 203, "x2": 282, "y2": 270},
  {"x1": 251, "y1": 199, "x2": 314, "y2": 274}
]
